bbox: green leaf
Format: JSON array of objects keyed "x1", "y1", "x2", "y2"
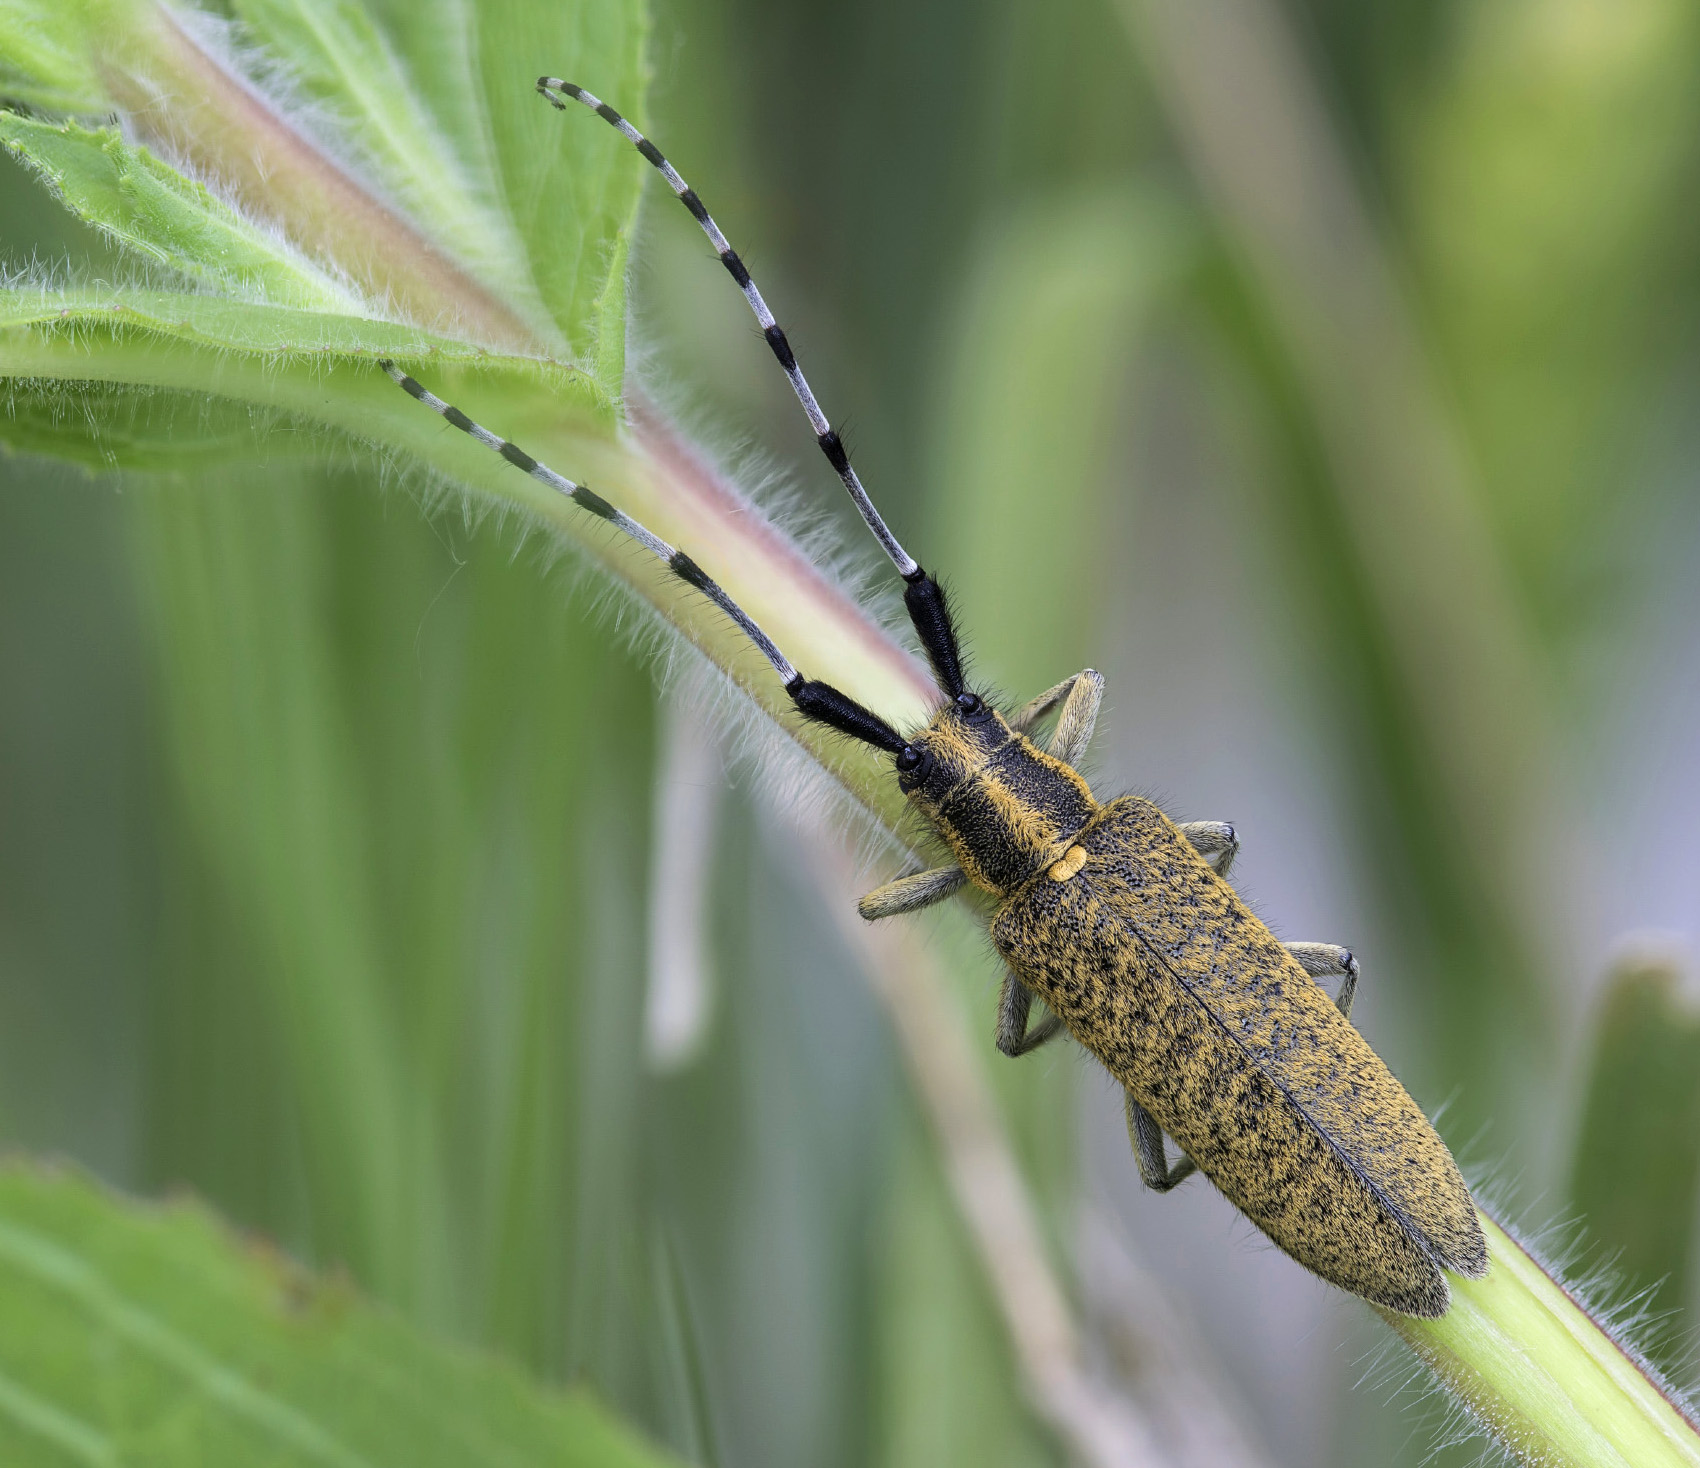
[
  {"x1": 1, "y1": 0, "x2": 644, "y2": 382},
  {"x1": 225, "y1": 0, "x2": 649, "y2": 384},
  {"x1": 0, "y1": 117, "x2": 359, "y2": 311},
  {"x1": 219, "y1": 0, "x2": 541, "y2": 321},
  {"x1": 876, "y1": 1120, "x2": 1050, "y2": 1468},
  {"x1": 1567, "y1": 952, "x2": 1700, "y2": 1361},
  {"x1": 0, "y1": 1162, "x2": 679, "y2": 1466},
  {"x1": 0, "y1": 284, "x2": 613, "y2": 470},
  {"x1": 0, "y1": 283, "x2": 604, "y2": 384},
  {"x1": 0, "y1": 381, "x2": 301, "y2": 471}
]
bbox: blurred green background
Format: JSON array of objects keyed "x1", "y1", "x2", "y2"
[{"x1": 4, "y1": 0, "x2": 1700, "y2": 1464}]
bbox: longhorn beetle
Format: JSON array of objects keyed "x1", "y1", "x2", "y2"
[{"x1": 380, "y1": 78, "x2": 1489, "y2": 1318}]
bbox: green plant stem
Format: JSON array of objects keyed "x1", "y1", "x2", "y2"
[{"x1": 1386, "y1": 1212, "x2": 1700, "y2": 1468}]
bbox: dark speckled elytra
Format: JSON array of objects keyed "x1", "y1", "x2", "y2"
[
  {"x1": 882, "y1": 693, "x2": 1487, "y2": 1316},
  {"x1": 389, "y1": 78, "x2": 1489, "y2": 1318}
]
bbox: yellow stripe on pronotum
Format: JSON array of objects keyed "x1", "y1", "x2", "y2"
[{"x1": 383, "y1": 76, "x2": 1486, "y2": 1318}]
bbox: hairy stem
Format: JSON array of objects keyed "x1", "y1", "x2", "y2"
[{"x1": 1387, "y1": 1215, "x2": 1700, "y2": 1468}]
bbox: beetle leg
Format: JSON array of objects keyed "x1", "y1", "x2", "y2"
[
  {"x1": 857, "y1": 865, "x2": 966, "y2": 920},
  {"x1": 1283, "y1": 942, "x2": 1359, "y2": 1021},
  {"x1": 1009, "y1": 669, "x2": 1105, "y2": 768},
  {"x1": 1009, "y1": 675, "x2": 1076, "y2": 735},
  {"x1": 1178, "y1": 821, "x2": 1240, "y2": 880},
  {"x1": 996, "y1": 971, "x2": 1063, "y2": 1057},
  {"x1": 1126, "y1": 1095, "x2": 1197, "y2": 1192},
  {"x1": 1047, "y1": 669, "x2": 1104, "y2": 767}
]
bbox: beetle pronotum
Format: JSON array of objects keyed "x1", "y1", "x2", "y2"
[{"x1": 379, "y1": 78, "x2": 1488, "y2": 1317}]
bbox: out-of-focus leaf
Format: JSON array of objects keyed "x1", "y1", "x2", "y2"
[
  {"x1": 1407, "y1": 0, "x2": 1700, "y2": 635},
  {"x1": 0, "y1": 117, "x2": 358, "y2": 311},
  {"x1": 0, "y1": 0, "x2": 115, "y2": 112},
  {"x1": 131, "y1": 469, "x2": 659, "y2": 1368},
  {"x1": 0, "y1": 1162, "x2": 679, "y2": 1466},
  {"x1": 1567, "y1": 953, "x2": 1700, "y2": 1357},
  {"x1": 926, "y1": 186, "x2": 1188, "y2": 698}
]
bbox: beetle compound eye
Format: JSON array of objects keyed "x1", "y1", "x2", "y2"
[
  {"x1": 895, "y1": 745, "x2": 934, "y2": 785},
  {"x1": 955, "y1": 691, "x2": 988, "y2": 720}
]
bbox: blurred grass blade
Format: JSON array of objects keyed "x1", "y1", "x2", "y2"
[
  {"x1": 649, "y1": 1226, "x2": 721, "y2": 1467},
  {"x1": 1404, "y1": 0, "x2": 1700, "y2": 631},
  {"x1": 644, "y1": 702, "x2": 724, "y2": 1073},
  {"x1": 0, "y1": 117, "x2": 359, "y2": 310},
  {"x1": 926, "y1": 185, "x2": 1189, "y2": 695},
  {"x1": 876, "y1": 1124, "x2": 1057, "y2": 1468},
  {"x1": 1117, "y1": 0, "x2": 1564, "y2": 1144},
  {"x1": 132, "y1": 480, "x2": 432, "y2": 1309},
  {"x1": 134, "y1": 466, "x2": 660, "y2": 1383},
  {"x1": 1568, "y1": 951, "x2": 1700, "y2": 1360},
  {"x1": 0, "y1": 1163, "x2": 679, "y2": 1466}
]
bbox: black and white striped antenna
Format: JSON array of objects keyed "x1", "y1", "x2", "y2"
[
  {"x1": 538, "y1": 79, "x2": 966, "y2": 702},
  {"x1": 539, "y1": 78, "x2": 914, "y2": 581},
  {"x1": 378, "y1": 80, "x2": 975, "y2": 752},
  {"x1": 375, "y1": 361, "x2": 909, "y2": 752}
]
